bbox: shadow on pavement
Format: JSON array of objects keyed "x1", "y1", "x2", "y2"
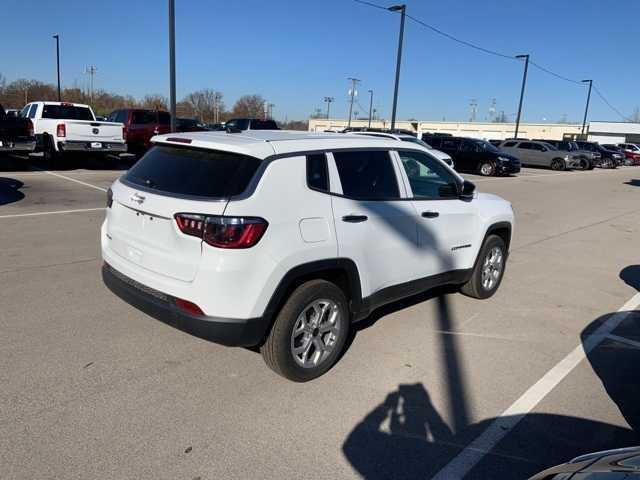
[
  {"x1": 623, "y1": 179, "x2": 640, "y2": 187},
  {"x1": 0, "y1": 153, "x2": 133, "y2": 173},
  {"x1": 343, "y1": 382, "x2": 636, "y2": 479},
  {"x1": 620, "y1": 265, "x2": 640, "y2": 290},
  {"x1": 0, "y1": 177, "x2": 25, "y2": 205}
]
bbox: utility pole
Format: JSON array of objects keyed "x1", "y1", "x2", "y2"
[
  {"x1": 389, "y1": 4, "x2": 406, "y2": 131},
  {"x1": 85, "y1": 66, "x2": 97, "y2": 105},
  {"x1": 469, "y1": 98, "x2": 478, "y2": 122},
  {"x1": 347, "y1": 77, "x2": 360, "y2": 128},
  {"x1": 323, "y1": 96, "x2": 334, "y2": 119},
  {"x1": 53, "y1": 34, "x2": 61, "y2": 101},
  {"x1": 267, "y1": 103, "x2": 275, "y2": 120},
  {"x1": 168, "y1": 0, "x2": 176, "y2": 132},
  {"x1": 367, "y1": 90, "x2": 374, "y2": 128},
  {"x1": 514, "y1": 54, "x2": 530, "y2": 139},
  {"x1": 581, "y1": 79, "x2": 593, "y2": 137}
]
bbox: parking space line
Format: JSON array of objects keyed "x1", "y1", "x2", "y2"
[
  {"x1": 431, "y1": 292, "x2": 640, "y2": 480},
  {"x1": 607, "y1": 333, "x2": 640, "y2": 349},
  {"x1": 473, "y1": 167, "x2": 633, "y2": 182},
  {"x1": 43, "y1": 170, "x2": 108, "y2": 192},
  {"x1": 0, "y1": 207, "x2": 105, "y2": 219}
]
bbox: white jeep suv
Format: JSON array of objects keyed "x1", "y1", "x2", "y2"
[{"x1": 101, "y1": 130, "x2": 514, "y2": 381}]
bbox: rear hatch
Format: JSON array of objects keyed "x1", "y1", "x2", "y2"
[{"x1": 106, "y1": 144, "x2": 261, "y2": 282}]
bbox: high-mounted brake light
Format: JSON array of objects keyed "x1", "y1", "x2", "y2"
[
  {"x1": 174, "y1": 213, "x2": 268, "y2": 249},
  {"x1": 56, "y1": 123, "x2": 66, "y2": 138},
  {"x1": 167, "y1": 137, "x2": 192, "y2": 144}
]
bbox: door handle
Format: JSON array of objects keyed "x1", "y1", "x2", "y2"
[
  {"x1": 421, "y1": 211, "x2": 439, "y2": 218},
  {"x1": 342, "y1": 215, "x2": 368, "y2": 223}
]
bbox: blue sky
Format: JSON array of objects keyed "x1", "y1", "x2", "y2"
[{"x1": 1, "y1": 0, "x2": 638, "y2": 122}]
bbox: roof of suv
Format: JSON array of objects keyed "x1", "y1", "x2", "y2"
[{"x1": 153, "y1": 130, "x2": 426, "y2": 159}]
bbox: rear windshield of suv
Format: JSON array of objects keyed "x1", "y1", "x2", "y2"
[
  {"x1": 42, "y1": 104, "x2": 94, "y2": 121},
  {"x1": 124, "y1": 145, "x2": 261, "y2": 198}
]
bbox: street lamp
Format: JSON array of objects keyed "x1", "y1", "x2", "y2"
[
  {"x1": 367, "y1": 90, "x2": 374, "y2": 128},
  {"x1": 52, "y1": 34, "x2": 61, "y2": 101},
  {"x1": 514, "y1": 54, "x2": 529, "y2": 139},
  {"x1": 388, "y1": 4, "x2": 406, "y2": 131},
  {"x1": 581, "y1": 79, "x2": 593, "y2": 138},
  {"x1": 347, "y1": 77, "x2": 360, "y2": 128},
  {"x1": 168, "y1": 0, "x2": 176, "y2": 132},
  {"x1": 323, "y1": 96, "x2": 334, "y2": 119}
]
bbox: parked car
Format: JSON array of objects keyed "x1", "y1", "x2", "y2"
[
  {"x1": 488, "y1": 139, "x2": 503, "y2": 147},
  {"x1": 346, "y1": 130, "x2": 455, "y2": 168},
  {"x1": 206, "y1": 123, "x2": 226, "y2": 131},
  {"x1": 529, "y1": 447, "x2": 640, "y2": 479},
  {"x1": 342, "y1": 127, "x2": 418, "y2": 137},
  {"x1": 176, "y1": 118, "x2": 208, "y2": 132},
  {"x1": 536, "y1": 139, "x2": 600, "y2": 169},
  {"x1": 225, "y1": 118, "x2": 279, "y2": 131},
  {"x1": 575, "y1": 141, "x2": 624, "y2": 168},
  {"x1": 3, "y1": 108, "x2": 20, "y2": 118},
  {"x1": 101, "y1": 131, "x2": 514, "y2": 381},
  {"x1": 0, "y1": 103, "x2": 36, "y2": 156},
  {"x1": 499, "y1": 139, "x2": 580, "y2": 170},
  {"x1": 424, "y1": 134, "x2": 521, "y2": 176},
  {"x1": 617, "y1": 143, "x2": 640, "y2": 165},
  {"x1": 25, "y1": 101, "x2": 126, "y2": 165},
  {"x1": 602, "y1": 144, "x2": 628, "y2": 166},
  {"x1": 107, "y1": 109, "x2": 171, "y2": 154}
]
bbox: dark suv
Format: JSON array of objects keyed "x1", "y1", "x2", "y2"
[
  {"x1": 423, "y1": 134, "x2": 520, "y2": 176},
  {"x1": 225, "y1": 118, "x2": 279, "y2": 131},
  {"x1": 536, "y1": 139, "x2": 600, "y2": 169},
  {"x1": 108, "y1": 109, "x2": 171, "y2": 154},
  {"x1": 575, "y1": 141, "x2": 623, "y2": 167}
]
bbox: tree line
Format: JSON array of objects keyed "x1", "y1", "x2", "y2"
[{"x1": 0, "y1": 74, "x2": 308, "y2": 129}]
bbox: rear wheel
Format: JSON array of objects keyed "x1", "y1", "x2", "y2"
[
  {"x1": 461, "y1": 234, "x2": 507, "y2": 299},
  {"x1": 578, "y1": 158, "x2": 590, "y2": 170},
  {"x1": 43, "y1": 134, "x2": 60, "y2": 169},
  {"x1": 551, "y1": 158, "x2": 566, "y2": 171},
  {"x1": 261, "y1": 279, "x2": 350, "y2": 382},
  {"x1": 478, "y1": 161, "x2": 496, "y2": 176}
]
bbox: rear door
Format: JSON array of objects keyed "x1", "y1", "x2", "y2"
[
  {"x1": 515, "y1": 142, "x2": 537, "y2": 166},
  {"x1": 129, "y1": 110, "x2": 157, "y2": 147},
  {"x1": 395, "y1": 149, "x2": 479, "y2": 273},
  {"x1": 105, "y1": 145, "x2": 261, "y2": 282},
  {"x1": 328, "y1": 149, "x2": 419, "y2": 298}
]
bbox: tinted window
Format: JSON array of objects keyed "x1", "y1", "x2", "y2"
[
  {"x1": 226, "y1": 119, "x2": 250, "y2": 130},
  {"x1": 530, "y1": 143, "x2": 544, "y2": 151},
  {"x1": 107, "y1": 111, "x2": 119, "y2": 122},
  {"x1": 132, "y1": 111, "x2": 156, "y2": 124},
  {"x1": 307, "y1": 154, "x2": 329, "y2": 192},
  {"x1": 400, "y1": 137, "x2": 431, "y2": 148},
  {"x1": 28, "y1": 104, "x2": 38, "y2": 119},
  {"x1": 158, "y1": 112, "x2": 170, "y2": 125},
  {"x1": 460, "y1": 141, "x2": 477, "y2": 152},
  {"x1": 517, "y1": 142, "x2": 534, "y2": 149},
  {"x1": 250, "y1": 119, "x2": 279, "y2": 130},
  {"x1": 398, "y1": 150, "x2": 458, "y2": 199},
  {"x1": 42, "y1": 104, "x2": 94, "y2": 120},
  {"x1": 441, "y1": 138, "x2": 461, "y2": 150},
  {"x1": 19, "y1": 105, "x2": 30, "y2": 118},
  {"x1": 334, "y1": 150, "x2": 399, "y2": 200},
  {"x1": 503, "y1": 141, "x2": 517, "y2": 147},
  {"x1": 124, "y1": 146, "x2": 261, "y2": 198}
]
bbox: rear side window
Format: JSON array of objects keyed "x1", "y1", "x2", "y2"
[
  {"x1": 503, "y1": 141, "x2": 517, "y2": 147},
  {"x1": 132, "y1": 111, "x2": 156, "y2": 124},
  {"x1": 28, "y1": 104, "x2": 38, "y2": 119},
  {"x1": 42, "y1": 104, "x2": 94, "y2": 120},
  {"x1": 334, "y1": 150, "x2": 399, "y2": 200},
  {"x1": 124, "y1": 146, "x2": 261, "y2": 198},
  {"x1": 517, "y1": 142, "x2": 533, "y2": 149},
  {"x1": 250, "y1": 119, "x2": 279, "y2": 130},
  {"x1": 306, "y1": 154, "x2": 329, "y2": 192},
  {"x1": 158, "y1": 112, "x2": 170, "y2": 125}
]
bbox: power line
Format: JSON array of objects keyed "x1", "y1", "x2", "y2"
[
  {"x1": 351, "y1": 0, "x2": 388, "y2": 12},
  {"x1": 528, "y1": 60, "x2": 582, "y2": 85},
  {"x1": 593, "y1": 86, "x2": 631, "y2": 121}
]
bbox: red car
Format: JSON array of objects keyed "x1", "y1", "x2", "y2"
[
  {"x1": 618, "y1": 143, "x2": 640, "y2": 165},
  {"x1": 107, "y1": 109, "x2": 171, "y2": 154}
]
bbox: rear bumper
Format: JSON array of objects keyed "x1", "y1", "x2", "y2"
[
  {"x1": 59, "y1": 140, "x2": 127, "y2": 153},
  {"x1": 0, "y1": 140, "x2": 36, "y2": 152},
  {"x1": 102, "y1": 263, "x2": 268, "y2": 346}
]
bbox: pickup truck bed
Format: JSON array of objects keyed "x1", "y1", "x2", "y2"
[{"x1": 0, "y1": 104, "x2": 36, "y2": 153}]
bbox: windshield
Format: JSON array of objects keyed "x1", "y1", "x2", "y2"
[
  {"x1": 475, "y1": 140, "x2": 500, "y2": 153},
  {"x1": 542, "y1": 142, "x2": 558, "y2": 150},
  {"x1": 401, "y1": 137, "x2": 432, "y2": 148}
]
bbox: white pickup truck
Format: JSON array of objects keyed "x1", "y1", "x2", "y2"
[{"x1": 21, "y1": 101, "x2": 126, "y2": 163}]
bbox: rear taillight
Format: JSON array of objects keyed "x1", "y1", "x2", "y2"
[
  {"x1": 106, "y1": 187, "x2": 113, "y2": 208},
  {"x1": 56, "y1": 123, "x2": 66, "y2": 138},
  {"x1": 174, "y1": 213, "x2": 268, "y2": 249},
  {"x1": 175, "y1": 298, "x2": 204, "y2": 316},
  {"x1": 27, "y1": 119, "x2": 34, "y2": 137},
  {"x1": 122, "y1": 126, "x2": 127, "y2": 141}
]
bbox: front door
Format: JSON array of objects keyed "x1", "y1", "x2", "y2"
[
  {"x1": 328, "y1": 149, "x2": 419, "y2": 299},
  {"x1": 395, "y1": 149, "x2": 479, "y2": 273}
]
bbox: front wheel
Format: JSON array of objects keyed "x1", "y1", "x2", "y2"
[
  {"x1": 478, "y1": 161, "x2": 496, "y2": 176},
  {"x1": 461, "y1": 235, "x2": 507, "y2": 299},
  {"x1": 261, "y1": 279, "x2": 350, "y2": 382},
  {"x1": 550, "y1": 158, "x2": 566, "y2": 171}
]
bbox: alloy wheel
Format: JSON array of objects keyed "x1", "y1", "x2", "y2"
[
  {"x1": 481, "y1": 246, "x2": 504, "y2": 291},
  {"x1": 290, "y1": 299, "x2": 341, "y2": 369}
]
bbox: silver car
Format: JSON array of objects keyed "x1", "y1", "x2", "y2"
[{"x1": 499, "y1": 140, "x2": 580, "y2": 170}]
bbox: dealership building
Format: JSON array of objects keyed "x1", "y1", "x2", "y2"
[{"x1": 308, "y1": 118, "x2": 640, "y2": 143}]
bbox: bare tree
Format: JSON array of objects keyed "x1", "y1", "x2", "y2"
[
  {"x1": 232, "y1": 94, "x2": 266, "y2": 118},
  {"x1": 140, "y1": 94, "x2": 168, "y2": 110},
  {"x1": 184, "y1": 89, "x2": 225, "y2": 123}
]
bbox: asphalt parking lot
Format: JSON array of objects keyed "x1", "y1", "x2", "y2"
[{"x1": 1, "y1": 158, "x2": 639, "y2": 479}]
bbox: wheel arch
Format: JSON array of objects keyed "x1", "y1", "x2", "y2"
[
  {"x1": 485, "y1": 221, "x2": 512, "y2": 251},
  {"x1": 260, "y1": 258, "x2": 363, "y2": 342}
]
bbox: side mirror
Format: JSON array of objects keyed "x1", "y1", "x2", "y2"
[{"x1": 460, "y1": 180, "x2": 476, "y2": 199}]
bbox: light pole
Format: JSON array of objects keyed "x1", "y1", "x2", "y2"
[
  {"x1": 53, "y1": 34, "x2": 61, "y2": 101},
  {"x1": 581, "y1": 79, "x2": 593, "y2": 137},
  {"x1": 388, "y1": 4, "x2": 406, "y2": 131},
  {"x1": 323, "y1": 96, "x2": 334, "y2": 119},
  {"x1": 514, "y1": 54, "x2": 529, "y2": 139},
  {"x1": 347, "y1": 77, "x2": 360, "y2": 128},
  {"x1": 368, "y1": 90, "x2": 374, "y2": 128},
  {"x1": 168, "y1": 0, "x2": 176, "y2": 132}
]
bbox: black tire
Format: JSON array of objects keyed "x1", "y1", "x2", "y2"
[
  {"x1": 43, "y1": 134, "x2": 60, "y2": 169},
  {"x1": 460, "y1": 234, "x2": 507, "y2": 299},
  {"x1": 578, "y1": 158, "x2": 590, "y2": 170},
  {"x1": 261, "y1": 279, "x2": 350, "y2": 382},
  {"x1": 478, "y1": 161, "x2": 496, "y2": 177},
  {"x1": 550, "y1": 158, "x2": 566, "y2": 171},
  {"x1": 587, "y1": 162, "x2": 595, "y2": 170}
]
